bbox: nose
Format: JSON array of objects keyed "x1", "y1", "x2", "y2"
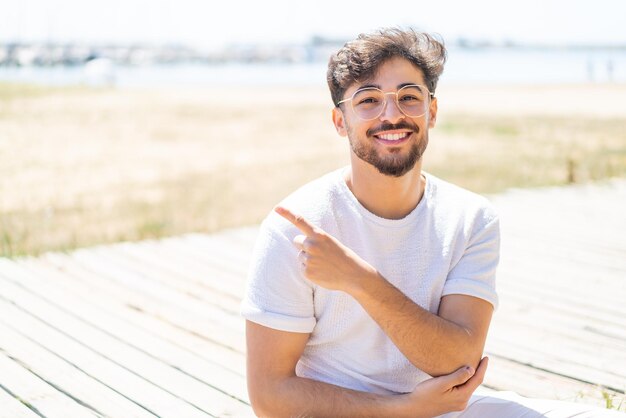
[{"x1": 379, "y1": 93, "x2": 405, "y2": 123}]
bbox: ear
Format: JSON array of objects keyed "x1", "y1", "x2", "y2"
[
  {"x1": 428, "y1": 97, "x2": 438, "y2": 128},
  {"x1": 332, "y1": 107, "x2": 348, "y2": 137}
]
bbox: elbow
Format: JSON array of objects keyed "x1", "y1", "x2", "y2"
[
  {"x1": 249, "y1": 396, "x2": 272, "y2": 417},
  {"x1": 248, "y1": 377, "x2": 285, "y2": 418},
  {"x1": 429, "y1": 351, "x2": 482, "y2": 378},
  {"x1": 453, "y1": 337, "x2": 485, "y2": 374},
  {"x1": 459, "y1": 348, "x2": 483, "y2": 372},
  {"x1": 429, "y1": 336, "x2": 485, "y2": 377},
  {"x1": 248, "y1": 384, "x2": 273, "y2": 417}
]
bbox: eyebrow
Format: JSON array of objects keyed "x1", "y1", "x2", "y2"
[{"x1": 356, "y1": 82, "x2": 421, "y2": 91}]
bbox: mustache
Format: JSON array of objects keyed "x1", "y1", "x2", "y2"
[{"x1": 367, "y1": 122, "x2": 419, "y2": 137}]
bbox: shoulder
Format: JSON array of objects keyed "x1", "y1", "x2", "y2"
[
  {"x1": 261, "y1": 167, "x2": 346, "y2": 238},
  {"x1": 425, "y1": 172, "x2": 498, "y2": 231}
]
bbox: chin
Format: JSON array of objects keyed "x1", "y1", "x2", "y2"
[{"x1": 375, "y1": 164, "x2": 417, "y2": 178}]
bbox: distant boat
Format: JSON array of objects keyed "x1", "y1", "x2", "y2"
[{"x1": 83, "y1": 57, "x2": 116, "y2": 86}]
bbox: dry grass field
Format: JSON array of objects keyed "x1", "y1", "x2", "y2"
[{"x1": 1, "y1": 82, "x2": 625, "y2": 257}]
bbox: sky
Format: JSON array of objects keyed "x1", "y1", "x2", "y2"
[{"x1": 2, "y1": 0, "x2": 625, "y2": 49}]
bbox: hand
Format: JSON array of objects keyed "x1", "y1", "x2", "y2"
[
  {"x1": 397, "y1": 357, "x2": 489, "y2": 418},
  {"x1": 275, "y1": 206, "x2": 378, "y2": 293}
]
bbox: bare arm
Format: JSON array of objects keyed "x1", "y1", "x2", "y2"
[
  {"x1": 246, "y1": 321, "x2": 404, "y2": 417},
  {"x1": 275, "y1": 206, "x2": 494, "y2": 377},
  {"x1": 246, "y1": 320, "x2": 488, "y2": 418},
  {"x1": 351, "y1": 276, "x2": 493, "y2": 376}
]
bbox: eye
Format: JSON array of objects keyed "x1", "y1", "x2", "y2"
[
  {"x1": 352, "y1": 88, "x2": 383, "y2": 107},
  {"x1": 400, "y1": 95, "x2": 421, "y2": 102},
  {"x1": 357, "y1": 97, "x2": 380, "y2": 105}
]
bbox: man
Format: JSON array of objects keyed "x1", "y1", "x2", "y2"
[{"x1": 241, "y1": 28, "x2": 619, "y2": 417}]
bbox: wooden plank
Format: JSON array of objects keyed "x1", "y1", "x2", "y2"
[
  {"x1": 192, "y1": 226, "x2": 259, "y2": 251},
  {"x1": 99, "y1": 243, "x2": 244, "y2": 312},
  {"x1": 485, "y1": 331, "x2": 625, "y2": 392},
  {"x1": 500, "y1": 205, "x2": 623, "y2": 233},
  {"x1": 492, "y1": 185, "x2": 625, "y2": 246},
  {"x1": 492, "y1": 295, "x2": 626, "y2": 356},
  {"x1": 0, "y1": 386, "x2": 42, "y2": 418},
  {"x1": 0, "y1": 322, "x2": 158, "y2": 418},
  {"x1": 489, "y1": 289, "x2": 626, "y2": 391},
  {"x1": 499, "y1": 255, "x2": 626, "y2": 299},
  {"x1": 34, "y1": 254, "x2": 247, "y2": 373},
  {"x1": 154, "y1": 233, "x2": 254, "y2": 274},
  {"x1": 496, "y1": 280, "x2": 626, "y2": 337},
  {"x1": 53, "y1": 250, "x2": 246, "y2": 351},
  {"x1": 483, "y1": 354, "x2": 622, "y2": 409},
  {"x1": 0, "y1": 349, "x2": 98, "y2": 418},
  {"x1": 3, "y1": 262, "x2": 254, "y2": 416},
  {"x1": 495, "y1": 221, "x2": 624, "y2": 254},
  {"x1": 2, "y1": 258, "x2": 249, "y2": 404},
  {"x1": 500, "y1": 235, "x2": 626, "y2": 275},
  {"x1": 211, "y1": 226, "x2": 260, "y2": 245},
  {"x1": 485, "y1": 182, "x2": 626, "y2": 402},
  {"x1": 178, "y1": 234, "x2": 255, "y2": 275},
  {"x1": 0, "y1": 298, "x2": 210, "y2": 418},
  {"x1": 141, "y1": 237, "x2": 252, "y2": 286},
  {"x1": 501, "y1": 223, "x2": 624, "y2": 250},
  {"x1": 0, "y1": 276, "x2": 251, "y2": 417}
]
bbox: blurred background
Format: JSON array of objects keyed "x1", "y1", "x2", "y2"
[{"x1": 1, "y1": 0, "x2": 625, "y2": 257}]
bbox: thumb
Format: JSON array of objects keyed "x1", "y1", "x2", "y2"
[{"x1": 438, "y1": 365, "x2": 475, "y2": 388}]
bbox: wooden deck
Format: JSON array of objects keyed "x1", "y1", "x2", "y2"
[{"x1": 1, "y1": 179, "x2": 625, "y2": 417}]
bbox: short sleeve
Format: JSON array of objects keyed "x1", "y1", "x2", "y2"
[
  {"x1": 240, "y1": 215, "x2": 317, "y2": 333},
  {"x1": 442, "y1": 215, "x2": 500, "y2": 309}
]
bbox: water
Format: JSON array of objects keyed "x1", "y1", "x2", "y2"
[
  {"x1": 442, "y1": 48, "x2": 624, "y2": 84},
  {"x1": 0, "y1": 48, "x2": 624, "y2": 87}
]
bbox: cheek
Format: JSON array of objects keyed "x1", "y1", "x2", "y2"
[
  {"x1": 344, "y1": 118, "x2": 361, "y2": 139},
  {"x1": 352, "y1": 125, "x2": 372, "y2": 141}
]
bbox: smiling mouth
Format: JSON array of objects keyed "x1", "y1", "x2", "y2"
[{"x1": 373, "y1": 132, "x2": 412, "y2": 144}]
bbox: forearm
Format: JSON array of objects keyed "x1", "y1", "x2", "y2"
[
  {"x1": 350, "y1": 272, "x2": 482, "y2": 376},
  {"x1": 251, "y1": 374, "x2": 409, "y2": 418}
]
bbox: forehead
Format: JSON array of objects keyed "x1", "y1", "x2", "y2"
[{"x1": 347, "y1": 57, "x2": 426, "y2": 94}]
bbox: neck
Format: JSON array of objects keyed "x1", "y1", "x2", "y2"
[{"x1": 344, "y1": 155, "x2": 426, "y2": 220}]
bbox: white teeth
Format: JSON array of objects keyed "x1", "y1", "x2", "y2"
[{"x1": 378, "y1": 133, "x2": 408, "y2": 141}]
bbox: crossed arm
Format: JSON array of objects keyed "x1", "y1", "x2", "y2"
[
  {"x1": 247, "y1": 322, "x2": 488, "y2": 417},
  {"x1": 246, "y1": 206, "x2": 494, "y2": 417}
]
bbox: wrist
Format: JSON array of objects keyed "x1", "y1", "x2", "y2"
[
  {"x1": 388, "y1": 393, "x2": 428, "y2": 418},
  {"x1": 348, "y1": 266, "x2": 382, "y2": 299}
]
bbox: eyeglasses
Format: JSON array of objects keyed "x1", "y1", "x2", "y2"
[{"x1": 336, "y1": 84, "x2": 434, "y2": 120}]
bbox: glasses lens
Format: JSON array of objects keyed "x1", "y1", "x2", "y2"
[
  {"x1": 351, "y1": 88, "x2": 385, "y2": 120},
  {"x1": 397, "y1": 85, "x2": 428, "y2": 117}
]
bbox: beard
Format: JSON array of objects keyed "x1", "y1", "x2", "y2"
[{"x1": 348, "y1": 121, "x2": 429, "y2": 178}]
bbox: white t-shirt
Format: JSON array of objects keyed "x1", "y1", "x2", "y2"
[{"x1": 241, "y1": 167, "x2": 500, "y2": 395}]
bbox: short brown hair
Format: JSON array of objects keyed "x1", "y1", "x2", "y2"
[{"x1": 326, "y1": 28, "x2": 447, "y2": 106}]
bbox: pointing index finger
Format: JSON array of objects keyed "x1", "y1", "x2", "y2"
[{"x1": 274, "y1": 206, "x2": 316, "y2": 236}]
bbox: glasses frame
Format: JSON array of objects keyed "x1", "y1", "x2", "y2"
[{"x1": 336, "y1": 84, "x2": 435, "y2": 121}]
